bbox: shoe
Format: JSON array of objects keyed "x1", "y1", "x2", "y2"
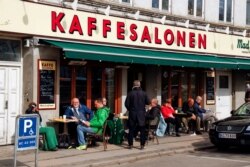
[
  {"x1": 51, "y1": 147, "x2": 58, "y2": 151},
  {"x1": 127, "y1": 145, "x2": 133, "y2": 149},
  {"x1": 76, "y1": 145, "x2": 87, "y2": 150},
  {"x1": 196, "y1": 131, "x2": 202, "y2": 135},
  {"x1": 176, "y1": 133, "x2": 181, "y2": 137},
  {"x1": 190, "y1": 132, "x2": 196, "y2": 136},
  {"x1": 140, "y1": 145, "x2": 145, "y2": 150},
  {"x1": 186, "y1": 129, "x2": 190, "y2": 134}
]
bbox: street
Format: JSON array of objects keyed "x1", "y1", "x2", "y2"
[{"x1": 110, "y1": 147, "x2": 250, "y2": 167}]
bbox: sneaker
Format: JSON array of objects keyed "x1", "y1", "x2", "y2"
[
  {"x1": 176, "y1": 133, "x2": 181, "y2": 137},
  {"x1": 76, "y1": 145, "x2": 87, "y2": 150},
  {"x1": 127, "y1": 145, "x2": 133, "y2": 149},
  {"x1": 196, "y1": 131, "x2": 202, "y2": 135},
  {"x1": 140, "y1": 145, "x2": 145, "y2": 150},
  {"x1": 190, "y1": 132, "x2": 196, "y2": 136}
]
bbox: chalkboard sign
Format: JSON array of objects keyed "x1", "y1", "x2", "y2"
[
  {"x1": 206, "y1": 75, "x2": 215, "y2": 105},
  {"x1": 38, "y1": 60, "x2": 56, "y2": 109}
]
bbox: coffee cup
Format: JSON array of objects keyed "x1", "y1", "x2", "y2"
[{"x1": 63, "y1": 115, "x2": 66, "y2": 120}]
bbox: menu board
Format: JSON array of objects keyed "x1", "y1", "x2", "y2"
[
  {"x1": 38, "y1": 60, "x2": 56, "y2": 109},
  {"x1": 206, "y1": 72, "x2": 215, "y2": 104}
]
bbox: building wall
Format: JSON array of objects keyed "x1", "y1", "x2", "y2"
[
  {"x1": 233, "y1": 70, "x2": 246, "y2": 109},
  {"x1": 234, "y1": 0, "x2": 247, "y2": 26},
  {"x1": 23, "y1": 46, "x2": 60, "y2": 126},
  {"x1": 172, "y1": 0, "x2": 189, "y2": 17},
  {"x1": 204, "y1": 0, "x2": 219, "y2": 23}
]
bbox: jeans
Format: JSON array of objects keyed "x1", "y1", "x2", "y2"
[{"x1": 77, "y1": 125, "x2": 94, "y2": 145}]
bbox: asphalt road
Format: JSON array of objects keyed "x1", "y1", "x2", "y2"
[{"x1": 110, "y1": 147, "x2": 250, "y2": 167}]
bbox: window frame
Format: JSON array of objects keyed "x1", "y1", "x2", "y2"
[
  {"x1": 219, "y1": 0, "x2": 233, "y2": 23},
  {"x1": 246, "y1": 0, "x2": 250, "y2": 25},
  {"x1": 152, "y1": 0, "x2": 171, "y2": 12},
  {"x1": 188, "y1": 0, "x2": 204, "y2": 18},
  {"x1": 119, "y1": 0, "x2": 133, "y2": 6}
]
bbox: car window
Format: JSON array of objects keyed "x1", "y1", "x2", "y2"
[{"x1": 234, "y1": 103, "x2": 250, "y2": 116}]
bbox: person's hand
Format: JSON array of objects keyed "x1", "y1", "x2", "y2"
[
  {"x1": 82, "y1": 121, "x2": 90, "y2": 127},
  {"x1": 71, "y1": 116, "x2": 78, "y2": 122},
  {"x1": 191, "y1": 114, "x2": 196, "y2": 120}
]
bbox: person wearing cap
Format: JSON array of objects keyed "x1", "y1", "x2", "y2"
[
  {"x1": 25, "y1": 102, "x2": 58, "y2": 151},
  {"x1": 125, "y1": 80, "x2": 150, "y2": 150}
]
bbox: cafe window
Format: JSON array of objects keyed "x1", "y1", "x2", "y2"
[
  {"x1": 219, "y1": 0, "x2": 233, "y2": 22},
  {"x1": 152, "y1": 0, "x2": 169, "y2": 11},
  {"x1": 76, "y1": 67, "x2": 87, "y2": 104},
  {"x1": 188, "y1": 0, "x2": 203, "y2": 17},
  {"x1": 0, "y1": 39, "x2": 21, "y2": 62},
  {"x1": 247, "y1": 0, "x2": 250, "y2": 25},
  {"x1": 161, "y1": 69, "x2": 199, "y2": 108}
]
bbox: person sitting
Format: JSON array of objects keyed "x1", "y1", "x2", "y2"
[
  {"x1": 25, "y1": 102, "x2": 58, "y2": 151},
  {"x1": 194, "y1": 96, "x2": 206, "y2": 121},
  {"x1": 161, "y1": 98, "x2": 181, "y2": 137},
  {"x1": 182, "y1": 98, "x2": 202, "y2": 135},
  {"x1": 75, "y1": 98, "x2": 109, "y2": 150},
  {"x1": 146, "y1": 98, "x2": 161, "y2": 121},
  {"x1": 64, "y1": 98, "x2": 93, "y2": 145},
  {"x1": 145, "y1": 98, "x2": 161, "y2": 139}
]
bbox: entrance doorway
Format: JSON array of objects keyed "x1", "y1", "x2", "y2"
[
  {"x1": 216, "y1": 71, "x2": 232, "y2": 120},
  {"x1": 0, "y1": 66, "x2": 21, "y2": 145}
]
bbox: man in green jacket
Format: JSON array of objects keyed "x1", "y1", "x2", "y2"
[{"x1": 76, "y1": 98, "x2": 109, "y2": 150}]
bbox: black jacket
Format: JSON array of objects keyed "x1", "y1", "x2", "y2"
[
  {"x1": 146, "y1": 105, "x2": 161, "y2": 120},
  {"x1": 25, "y1": 107, "x2": 42, "y2": 123},
  {"x1": 125, "y1": 87, "x2": 150, "y2": 127}
]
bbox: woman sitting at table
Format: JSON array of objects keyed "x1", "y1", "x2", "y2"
[
  {"x1": 25, "y1": 102, "x2": 58, "y2": 151},
  {"x1": 161, "y1": 99, "x2": 181, "y2": 137}
]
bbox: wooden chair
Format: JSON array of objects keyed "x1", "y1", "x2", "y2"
[
  {"x1": 86, "y1": 120, "x2": 109, "y2": 151},
  {"x1": 146, "y1": 114, "x2": 160, "y2": 145}
]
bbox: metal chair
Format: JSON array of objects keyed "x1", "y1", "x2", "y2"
[{"x1": 146, "y1": 114, "x2": 160, "y2": 145}]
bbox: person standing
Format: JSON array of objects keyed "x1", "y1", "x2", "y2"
[{"x1": 125, "y1": 80, "x2": 150, "y2": 150}]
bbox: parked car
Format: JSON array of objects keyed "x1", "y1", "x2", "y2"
[{"x1": 209, "y1": 102, "x2": 250, "y2": 149}]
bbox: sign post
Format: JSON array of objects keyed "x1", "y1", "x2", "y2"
[{"x1": 14, "y1": 114, "x2": 39, "y2": 167}]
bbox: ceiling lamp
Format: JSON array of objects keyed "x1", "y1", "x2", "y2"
[
  {"x1": 134, "y1": 11, "x2": 140, "y2": 20},
  {"x1": 71, "y1": 0, "x2": 78, "y2": 11},
  {"x1": 160, "y1": 16, "x2": 166, "y2": 25},
  {"x1": 104, "y1": 5, "x2": 110, "y2": 16}
]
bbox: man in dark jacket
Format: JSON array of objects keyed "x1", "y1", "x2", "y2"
[{"x1": 125, "y1": 80, "x2": 150, "y2": 150}]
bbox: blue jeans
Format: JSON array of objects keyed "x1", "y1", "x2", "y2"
[{"x1": 77, "y1": 124, "x2": 94, "y2": 145}]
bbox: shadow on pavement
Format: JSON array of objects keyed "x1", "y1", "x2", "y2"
[{"x1": 0, "y1": 159, "x2": 29, "y2": 167}]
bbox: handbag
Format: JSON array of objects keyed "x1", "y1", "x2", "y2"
[{"x1": 156, "y1": 113, "x2": 167, "y2": 137}]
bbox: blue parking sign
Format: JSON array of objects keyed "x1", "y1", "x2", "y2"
[
  {"x1": 19, "y1": 117, "x2": 37, "y2": 137},
  {"x1": 15, "y1": 114, "x2": 39, "y2": 151}
]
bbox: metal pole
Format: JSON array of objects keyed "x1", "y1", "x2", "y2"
[
  {"x1": 35, "y1": 115, "x2": 39, "y2": 167},
  {"x1": 14, "y1": 115, "x2": 20, "y2": 167}
]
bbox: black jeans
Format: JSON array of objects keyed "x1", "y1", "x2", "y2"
[
  {"x1": 164, "y1": 117, "x2": 181, "y2": 134},
  {"x1": 128, "y1": 123, "x2": 146, "y2": 146}
]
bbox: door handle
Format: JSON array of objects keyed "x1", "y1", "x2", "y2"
[{"x1": 5, "y1": 100, "x2": 8, "y2": 109}]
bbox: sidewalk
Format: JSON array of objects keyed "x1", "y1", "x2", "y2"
[{"x1": 0, "y1": 133, "x2": 213, "y2": 167}]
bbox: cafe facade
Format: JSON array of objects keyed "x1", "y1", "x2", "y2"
[{"x1": 0, "y1": 0, "x2": 250, "y2": 145}]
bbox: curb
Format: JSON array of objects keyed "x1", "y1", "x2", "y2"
[{"x1": 65, "y1": 144, "x2": 214, "y2": 167}]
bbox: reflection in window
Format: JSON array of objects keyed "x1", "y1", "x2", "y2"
[
  {"x1": 91, "y1": 68, "x2": 102, "y2": 109},
  {"x1": 246, "y1": 0, "x2": 250, "y2": 24},
  {"x1": 105, "y1": 68, "x2": 115, "y2": 113},
  {"x1": 122, "y1": 0, "x2": 130, "y2": 3},
  {"x1": 188, "y1": 0, "x2": 194, "y2": 15},
  {"x1": 190, "y1": 73, "x2": 196, "y2": 99},
  {"x1": 161, "y1": 71, "x2": 169, "y2": 104},
  {"x1": 181, "y1": 73, "x2": 188, "y2": 104},
  {"x1": 219, "y1": 0, "x2": 232, "y2": 22},
  {"x1": 152, "y1": 0, "x2": 159, "y2": 8},
  {"x1": 226, "y1": 0, "x2": 232, "y2": 22},
  {"x1": 162, "y1": 0, "x2": 169, "y2": 10},
  {"x1": 188, "y1": 0, "x2": 203, "y2": 17},
  {"x1": 219, "y1": 76, "x2": 229, "y2": 89},
  {"x1": 60, "y1": 66, "x2": 72, "y2": 115},
  {"x1": 0, "y1": 39, "x2": 21, "y2": 62},
  {"x1": 171, "y1": 72, "x2": 179, "y2": 109},
  {"x1": 152, "y1": 0, "x2": 169, "y2": 11},
  {"x1": 76, "y1": 67, "x2": 87, "y2": 104},
  {"x1": 196, "y1": 0, "x2": 203, "y2": 17}
]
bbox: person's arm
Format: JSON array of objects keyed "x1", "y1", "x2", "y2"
[
  {"x1": 64, "y1": 107, "x2": 73, "y2": 119},
  {"x1": 125, "y1": 95, "x2": 130, "y2": 110},
  {"x1": 82, "y1": 105, "x2": 94, "y2": 120},
  {"x1": 89, "y1": 109, "x2": 108, "y2": 128}
]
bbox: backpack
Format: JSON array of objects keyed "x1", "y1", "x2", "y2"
[{"x1": 156, "y1": 113, "x2": 167, "y2": 137}]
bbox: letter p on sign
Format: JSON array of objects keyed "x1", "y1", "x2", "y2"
[{"x1": 24, "y1": 120, "x2": 33, "y2": 133}]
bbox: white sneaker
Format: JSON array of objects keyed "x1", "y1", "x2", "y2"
[{"x1": 190, "y1": 132, "x2": 196, "y2": 136}]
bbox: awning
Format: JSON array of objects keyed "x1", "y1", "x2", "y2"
[{"x1": 41, "y1": 40, "x2": 250, "y2": 70}]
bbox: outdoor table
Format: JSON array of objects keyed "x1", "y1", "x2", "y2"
[{"x1": 49, "y1": 118, "x2": 77, "y2": 134}]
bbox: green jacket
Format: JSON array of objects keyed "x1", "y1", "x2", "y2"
[{"x1": 90, "y1": 107, "x2": 109, "y2": 134}]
